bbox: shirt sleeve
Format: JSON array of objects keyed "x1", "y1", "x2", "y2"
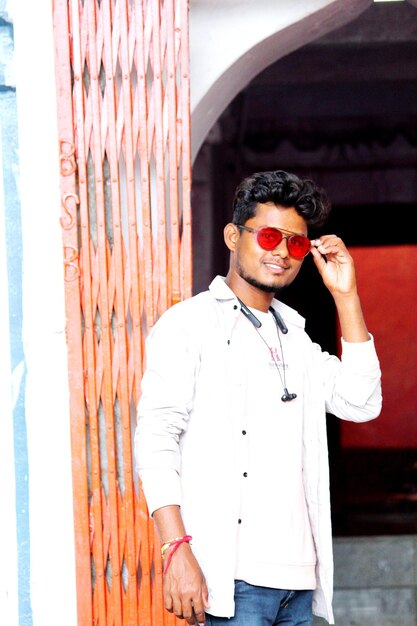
[
  {"x1": 134, "y1": 305, "x2": 200, "y2": 515},
  {"x1": 321, "y1": 333, "x2": 382, "y2": 421}
]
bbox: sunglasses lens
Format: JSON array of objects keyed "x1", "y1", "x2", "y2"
[
  {"x1": 255, "y1": 227, "x2": 310, "y2": 258},
  {"x1": 256, "y1": 227, "x2": 282, "y2": 250},
  {"x1": 288, "y1": 235, "x2": 311, "y2": 259}
]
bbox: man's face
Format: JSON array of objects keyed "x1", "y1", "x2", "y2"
[{"x1": 231, "y1": 202, "x2": 308, "y2": 293}]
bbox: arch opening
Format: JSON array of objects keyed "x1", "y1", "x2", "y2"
[{"x1": 191, "y1": 0, "x2": 417, "y2": 537}]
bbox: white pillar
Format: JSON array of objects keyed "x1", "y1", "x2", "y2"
[
  {"x1": 13, "y1": 0, "x2": 78, "y2": 624},
  {"x1": 0, "y1": 124, "x2": 19, "y2": 626}
]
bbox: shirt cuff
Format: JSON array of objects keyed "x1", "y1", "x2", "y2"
[
  {"x1": 341, "y1": 333, "x2": 380, "y2": 370},
  {"x1": 139, "y1": 468, "x2": 182, "y2": 516}
]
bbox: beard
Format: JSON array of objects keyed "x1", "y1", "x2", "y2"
[{"x1": 237, "y1": 265, "x2": 283, "y2": 294}]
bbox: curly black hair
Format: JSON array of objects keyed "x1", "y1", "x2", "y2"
[{"x1": 231, "y1": 170, "x2": 331, "y2": 231}]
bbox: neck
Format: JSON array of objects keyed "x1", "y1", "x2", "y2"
[
  {"x1": 225, "y1": 273, "x2": 274, "y2": 312},
  {"x1": 237, "y1": 295, "x2": 288, "y2": 334}
]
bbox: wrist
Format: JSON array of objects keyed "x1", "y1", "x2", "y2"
[
  {"x1": 161, "y1": 534, "x2": 192, "y2": 555},
  {"x1": 160, "y1": 535, "x2": 193, "y2": 574},
  {"x1": 162, "y1": 540, "x2": 192, "y2": 560}
]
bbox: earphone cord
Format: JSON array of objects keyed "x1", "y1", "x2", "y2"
[
  {"x1": 238, "y1": 300, "x2": 296, "y2": 402},
  {"x1": 253, "y1": 317, "x2": 289, "y2": 394}
]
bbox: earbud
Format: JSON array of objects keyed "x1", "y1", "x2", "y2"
[
  {"x1": 236, "y1": 296, "x2": 297, "y2": 403},
  {"x1": 237, "y1": 298, "x2": 262, "y2": 328},
  {"x1": 281, "y1": 388, "x2": 297, "y2": 402},
  {"x1": 269, "y1": 307, "x2": 288, "y2": 334}
]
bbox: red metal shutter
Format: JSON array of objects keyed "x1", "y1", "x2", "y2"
[{"x1": 53, "y1": 1, "x2": 192, "y2": 623}]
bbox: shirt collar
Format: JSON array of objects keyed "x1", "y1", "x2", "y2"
[{"x1": 209, "y1": 275, "x2": 306, "y2": 330}]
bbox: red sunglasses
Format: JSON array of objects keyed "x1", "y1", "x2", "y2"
[{"x1": 237, "y1": 225, "x2": 311, "y2": 260}]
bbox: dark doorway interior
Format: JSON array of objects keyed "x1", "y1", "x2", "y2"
[{"x1": 191, "y1": 2, "x2": 417, "y2": 536}]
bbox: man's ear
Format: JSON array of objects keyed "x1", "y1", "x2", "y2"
[{"x1": 224, "y1": 223, "x2": 240, "y2": 252}]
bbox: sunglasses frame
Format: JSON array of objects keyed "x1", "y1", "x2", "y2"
[{"x1": 237, "y1": 224, "x2": 311, "y2": 259}]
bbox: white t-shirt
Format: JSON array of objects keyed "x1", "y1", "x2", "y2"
[{"x1": 234, "y1": 308, "x2": 317, "y2": 590}]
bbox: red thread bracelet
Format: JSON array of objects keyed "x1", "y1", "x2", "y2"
[{"x1": 162, "y1": 535, "x2": 192, "y2": 575}]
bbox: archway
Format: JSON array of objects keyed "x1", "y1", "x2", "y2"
[
  {"x1": 191, "y1": 0, "x2": 417, "y2": 536},
  {"x1": 189, "y1": 0, "x2": 372, "y2": 161}
]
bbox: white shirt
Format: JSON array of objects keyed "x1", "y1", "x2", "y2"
[
  {"x1": 234, "y1": 309, "x2": 316, "y2": 590},
  {"x1": 135, "y1": 276, "x2": 382, "y2": 623}
]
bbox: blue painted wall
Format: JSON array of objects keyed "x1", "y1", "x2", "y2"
[{"x1": 0, "y1": 7, "x2": 32, "y2": 626}]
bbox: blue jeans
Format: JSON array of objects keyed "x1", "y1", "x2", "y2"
[{"x1": 205, "y1": 580, "x2": 313, "y2": 626}]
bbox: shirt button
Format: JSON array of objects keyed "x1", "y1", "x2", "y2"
[
  {"x1": 242, "y1": 430, "x2": 247, "y2": 435},
  {"x1": 233, "y1": 305, "x2": 238, "y2": 310},
  {"x1": 243, "y1": 472, "x2": 248, "y2": 477},
  {"x1": 238, "y1": 519, "x2": 242, "y2": 524}
]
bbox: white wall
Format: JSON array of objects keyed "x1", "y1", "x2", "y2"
[
  {"x1": 0, "y1": 117, "x2": 19, "y2": 626},
  {"x1": 189, "y1": 0, "x2": 372, "y2": 161},
  {"x1": 12, "y1": 0, "x2": 77, "y2": 624}
]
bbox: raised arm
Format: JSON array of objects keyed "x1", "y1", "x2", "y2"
[{"x1": 310, "y1": 235, "x2": 370, "y2": 343}]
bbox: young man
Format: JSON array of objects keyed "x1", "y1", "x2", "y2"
[{"x1": 134, "y1": 170, "x2": 382, "y2": 626}]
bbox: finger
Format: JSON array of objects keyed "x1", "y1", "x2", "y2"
[
  {"x1": 190, "y1": 580, "x2": 209, "y2": 624},
  {"x1": 310, "y1": 245, "x2": 328, "y2": 272},
  {"x1": 182, "y1": 602, "x2": 197, "y2": 625},
  {"x1": 171, "y1": 596, "x2": 184, "y2": 620},
  {"x1": 191, "y1": 605, "x2": 206, "y2": 625},
  {"x1": 312, "y1": 235, "x2": 342, "y2": 253},
  {"x1": 163, "y1": 590, "x2": 173, "y2": 613},
  {"x1": 202, "y1": 579, "x2": 210, "y2": 609}
]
